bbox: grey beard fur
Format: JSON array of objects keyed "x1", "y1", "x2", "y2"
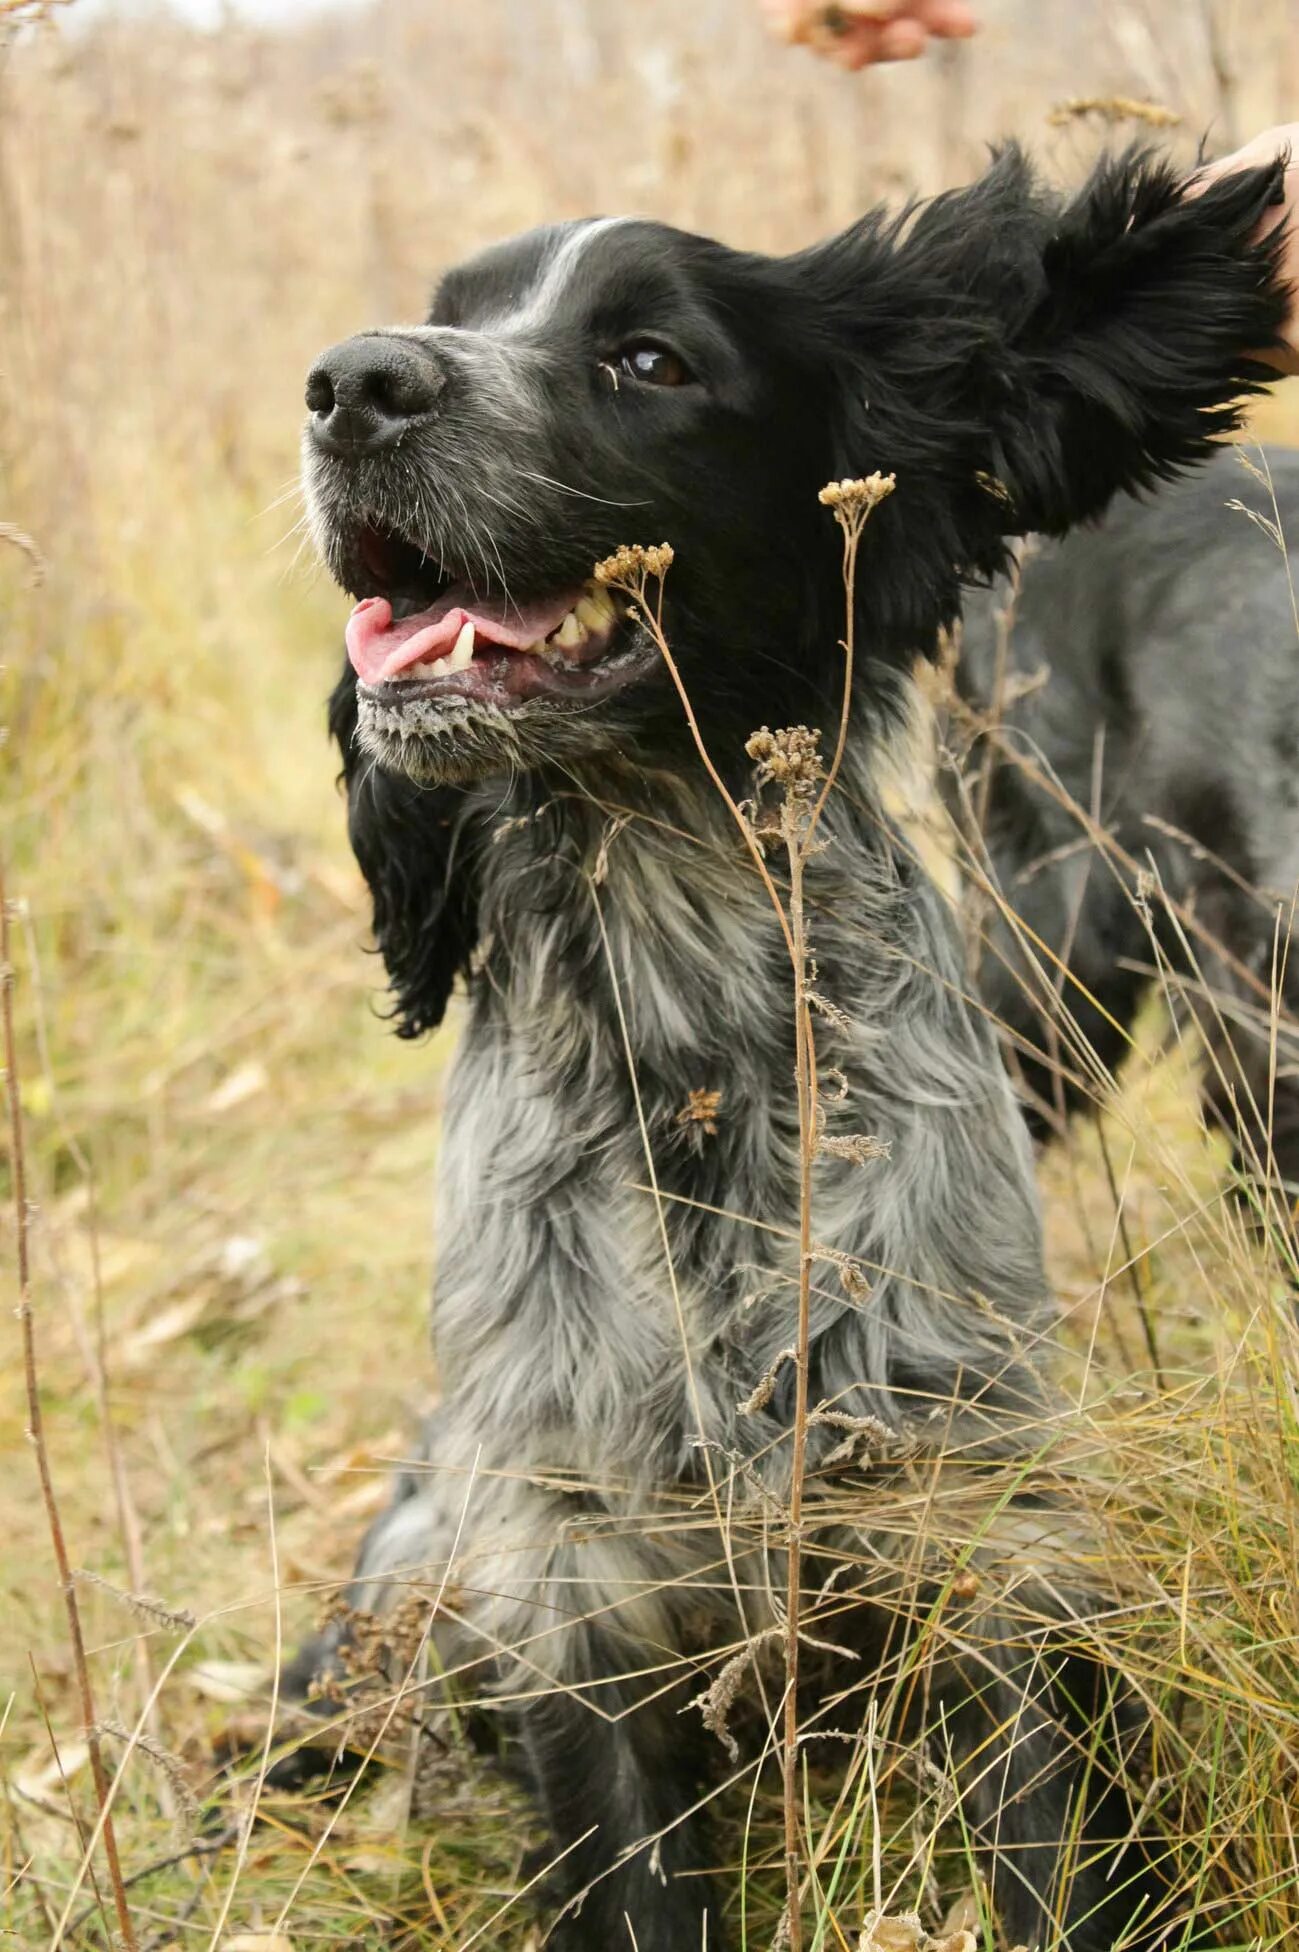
[{"x1": 353, "y1": 683, "x2": 645, "y2": 788}]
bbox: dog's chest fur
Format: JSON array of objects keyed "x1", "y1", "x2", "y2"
[{"x1": 426, "y1": 708, "x2": 1052, "y2": 1488}]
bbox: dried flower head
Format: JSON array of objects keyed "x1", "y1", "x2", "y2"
[
  {"x1": 818, "y1": 471, "x2": 896, "y2": 516},
  {"x1": 810, "y1": 1402, "x2": 897, "y2": 1471},
  {"x1": 808, "y1": 988, "x2": 852, "y2": 1030},
  {"x1": 75, "y1": 1566, "x2": 196, "y2": 1633},
  {"x1": 974, "y1": 468, "x2": 1013, "y2": 505},
  {"x1": 816, "y1": 1130, "x2": 890, "y2": 1166},
  {"x1": 858, "y1": 1910, "x2": 976, "y2": 1952},
  {"x1": 737, "y1": 1345, "x2": 798, "y2": 1417},
  {"x1": 746, "y1": 724, "x2": 823, "y2": 801},
  {"x1": 309, "y1": 1593, "x2": 440, "y2": 1742},
  {"x1": 676, "y1": 1087, "x2": 722, "y2": 1136},
  {"x1": 593, "y1": 542, "x2": 675, "y2": 585},
  {"x1": 0, "y1": 520, "x2": 47, "y2": 587},
  {"x1": 692, "y1": 1626, "x2": 781, "y2": 1763},
  {"x1": 96, "y1": 1718, "x2": 201, "y2": 1837},
  {"x1": 1048, "y1": 94, "x2": 1180, "y2": 129},
  {"x1": 839, "y1": 1261, "x2": 871, "y2": 1302}
]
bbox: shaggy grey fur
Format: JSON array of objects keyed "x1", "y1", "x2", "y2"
[{"x1": 955, "y1": 448, "x2": 1299, "y2": 1199}]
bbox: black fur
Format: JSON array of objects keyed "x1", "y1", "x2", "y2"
[{"x1": 327, "y1": 674, "x2": 477, "y2": 1036}]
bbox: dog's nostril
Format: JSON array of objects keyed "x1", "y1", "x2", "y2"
[
  {"x1": 360, "y1": 370, "x2": 404, "y2": 418},
  {"x1": 304, "y1": 369, "x2": 335, "y2": 417},
  {"x1": 359, "y1": 362, "x2": 443, "y2": 421},
  {"x1": 305, "y1": 335, "x2": 444, "y2": 456}
]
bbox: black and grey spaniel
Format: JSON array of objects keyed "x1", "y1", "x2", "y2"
[{"x1": 288, "y1": 147, "x2": 1286, "y2": 1951}]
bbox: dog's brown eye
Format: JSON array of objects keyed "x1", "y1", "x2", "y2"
[{"x1": 618, "y1": 343, "x2": 692, "y2": 387}]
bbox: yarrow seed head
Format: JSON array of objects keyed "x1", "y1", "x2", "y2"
[
  {"x1": 676, "y1": 1087, "x2": 722, "y2": 1136},
  {"x1": 746, "y1": 724, "x2": 824, "y2": 800},
  {"x1": 818, "y1": 471, "x2": 896, "y2": 515},
  {"x1": 594, "y1": 542, "x2": 675, "y2": 584}
]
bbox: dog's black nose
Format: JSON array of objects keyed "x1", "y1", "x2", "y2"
[{"x1": 305, "y1": 334, "x2": 444, "y2": 457}]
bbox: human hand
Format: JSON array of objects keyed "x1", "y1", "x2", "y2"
[
  {"x1": 1193, "y1": 125, "x2": 1299, "y2": 376},
  {"x1": 760, "y1": 0, "x2": 978, "y2": 68}
]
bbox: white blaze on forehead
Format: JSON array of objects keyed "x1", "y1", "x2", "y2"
[
  {"x1": 490, "y1": 216, "x2": 634, "y2": 338},
  {"x1": 334, "y1": 219, "x2": 635, "y2": 362},
  {"x1": 306, "y1": 218, "x2": 637, "y2": 438}
]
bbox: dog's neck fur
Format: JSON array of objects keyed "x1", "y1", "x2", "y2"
[{"x1": 430, "y1": 684, "x2": 1052, "y2": 1483}]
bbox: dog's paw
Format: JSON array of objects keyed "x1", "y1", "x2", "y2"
[{"x1": 211, "y1": 1621, "x2": 363, "y2": 1792}]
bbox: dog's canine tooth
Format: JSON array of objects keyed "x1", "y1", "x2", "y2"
[
  {"x1": 553, "y1": 612, "x2": 586, "y2": 650},
  {"x1": 447, "y1": 619, "x2": 476, "y2": 671},
  {"x1": 582, "y1": 581, "x2": 618, "y2": 626},
  {"x1": 574, "y1": 595, "x2": 608, "y2": 635}
]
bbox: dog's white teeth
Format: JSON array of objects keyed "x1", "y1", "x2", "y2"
[
  {"x1": 574, "y1": 595, "x2": 608, "y2": 634},
  {"x1": 580, "y1": 581, "x2": 619, "y2": 627},
  {"x1": 408, "y1": 657, "x2": 448, "y2": 678},
  {"x1": 527, "y1": 586, "x2": 620, "y2": 664},
  {"x1": 447, "y1": 619, "x2": 476, "y2": 671},
  {"x1": 553, "y1": 612, "x2": 587, "y2": 650}
]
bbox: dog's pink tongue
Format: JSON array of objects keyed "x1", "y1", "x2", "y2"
[{"x1": 346, "y1": 585, "x2": 580, "y2": 685}]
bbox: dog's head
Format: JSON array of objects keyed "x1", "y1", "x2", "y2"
[{"x1": 308, "y1": 145, "x2": 1286, "y2": 1031}]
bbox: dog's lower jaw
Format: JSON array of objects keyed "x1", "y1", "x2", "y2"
[
  {"x1": 353, "y1": 689, "x2": 545, "y2": 786},
  {"x1": 353, "y1": 684, "x2": 653, "y2": 788}
]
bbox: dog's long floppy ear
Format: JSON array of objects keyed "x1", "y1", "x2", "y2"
[
  {"x1": 912, "y1": 143, "x2": 1289, "y2": 535},
  {"x1": 802, "y1": 143, "x2": 1287, "y2": 587},
  {"x1": 328, "y1": 663, "x2": 478, "y2": 1038}
]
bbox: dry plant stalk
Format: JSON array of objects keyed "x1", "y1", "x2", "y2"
[
  {"x1": 596, "y1": 470, "x2": 894, "y2": 1952},
  {"x1": 0, "y1": 520, "x2": 47, "y2": 584},
  {"x1": 21, "y1": 899, "x2": 175, "y2": 1803},
  {"x1": 1, "y1": 869, "x2": 139, "y2": 1951},
  {"x1": 1046, "y1": 95, "x2": 1182, "y2": 128}
]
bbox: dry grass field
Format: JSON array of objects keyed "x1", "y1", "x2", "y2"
[{"x1": 4, "y1": 1, "x2": 1299, "y2": 1946}]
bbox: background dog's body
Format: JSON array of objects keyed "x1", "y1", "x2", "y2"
[{"x1": 958, "y1": 448, "x2": 1299, "y2": 1203}]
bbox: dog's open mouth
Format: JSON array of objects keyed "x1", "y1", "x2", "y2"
[{"x1": 343, "y1": 522, "x2": 650, "y2": 710}]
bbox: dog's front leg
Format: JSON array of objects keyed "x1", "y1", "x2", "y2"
[
  {"x1": 517, "y1": 1627, "x2": 722, "y2": 1952},
  {"x1": 280, "y1": 1435, "x2": 726, "y2": 1947},
  {"x1": 926, "y1": 1606, "x2": 1178, "y2": 1952}
]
